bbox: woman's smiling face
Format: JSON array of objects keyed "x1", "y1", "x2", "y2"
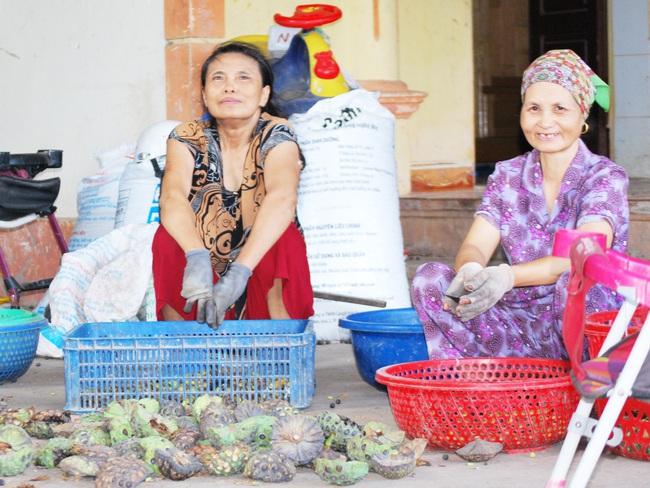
[
  {"x1": 520, "y1": 81, "x2": 584, "y2": 158},
  {"x1": 202, "y1": 52, "x2": 270, "y2": 122}
]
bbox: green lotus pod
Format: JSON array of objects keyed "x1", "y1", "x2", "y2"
[
  {"x1": 0, "y1": 424, "x2": 33, "y2": 450},
  {"x1": 131, "y1": 407, "x2": 178, "y2": 438},
  {"x1": 243, "y1": 450, "x2": 296, "y2": 483},
  {"x1": 24, "y1": 420, "x2": 55, "y2": 440},
  {"x1": 0, "y1": 407, "x2": 35, "y2": 428},
  {"x1": 362, "y1": 421, "x2": 406, "y2": 445},
  {"x1": 139, "y1": 436, "x2": 174, "y2": 474},
  {"x1": 108, "y1": 415, "x2": 134, "y2": 444},
  {"x1": 205, "y1": 424, "x2": 240, "y2": 448},
  {"x1": 0, "y1": 425, "x2": 35, "y2": 476},
  {"x1": 120, "y1": 399, "x2": 142, "y2": 417},
  {"x1": 380, "y1": 429, "x2": 407, "y2": 446},
  {"x1": 247, "y1": 415, "x2": 277, "y2": 451},
  {"x1": 197, "y1": 442, "x2": 251, "y2": 477},
  {"x1": 0, "y1": 445, "x2": 35, "y2": 477},
  {"x1": 362, "y1": 420, "x2": 392, "y2": 436},
  {"x1": 191, "y1": 394, "x2": 222, "y2": 421},
  {"x1": 314, "y1": 458, "x2": 369, "y2": 486},
  {"x1": 69, "y1": 427, "x2": 111, "y2": 447},
  {"x1": 347, "y1": 436, "x2": 388, "y2": 465},
  {"x1": 198, "y1": 407, "x2": 235, "y2": 439},
  {"x1": 102, "y1": 401, "x2": 127, "y2": 420},
  {"x1": 316, "y1": 411, "x2": 343, "y2": 437},
  {"x1": 206, "y1": 415, "x2": 275, "y2": 449},
  {"x1": 137, "y1": 398, "x2": 160, "y2": 415},
  {"x1": 35, "y1": 436, "x2": 75, "y2": 469},
  {"x1": 331, "y1": 419, "x2": 363, "y2": 453}
]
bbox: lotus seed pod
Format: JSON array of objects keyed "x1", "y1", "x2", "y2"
[
  {"x1": 95, "y1": 455, "x2": 153, "y2": 488},
  {"x1": 24, "y1": 420, "x2": 55, "y2": 439},
  {"x1": 108, "y1": 415, "x2": 134, "y2": 444},
  {"x1": 112, "y1": 437, "x2": 146, "y2": 459},
  {"x1": 35, "y1": 436, "x2": 74, "y2": 469},
  {"x1": 195, "y1": 442, "x2": 251, "y2": 477},
  {"x1": 370, "y1": 450, "x2": 417, "y2": 479},
  {"x1": 69, "y1": 427, "x2": 111, "y2": 447},
  {"x1": 243, "y1": 450, "x2": 296, "y2": 483},
  {"x1": 454, "y1": 437, "x2": 503, "y2": 463},
  {"x1": 314, "y1": 458, "x2": 369, "y2": 486},
  {"x1": 159, "y1": 399, "x2": 187, "y2": 417},
  {"x1": 0, "y1": 446, "x2": 35, "y2": 477},
  {"x1": 0, "y1": 425, "x2": 34, "y2": 476},
  {"x1": 155, "y1": 446, "x2": 203, "y2": 481},
  {"x1": 58, "y1": 454, "x2": 105, "y2": 477},
  {"x1": 271, "y1": 414, "x2": 324, "y2": 465},
  {"x1": 234, "y1": 400, "x2": 266, "y2": 422},
  {"x1": 259, "y1": 398, "x2": 299, "y2": 418},
  {"x1": 169, "y1": 428, "x2": 201, "y2": 453},
  {"x1": 139, "y1": 436, "x2": 174, "y2": 474}
]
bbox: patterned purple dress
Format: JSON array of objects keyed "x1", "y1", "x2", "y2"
[{"x1": 411, "y1": 140, "x2": 629, "y2": 360}]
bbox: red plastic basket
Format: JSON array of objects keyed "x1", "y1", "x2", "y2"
[
  {"x1": 375, "y1": 357, "x2": 580, "y2": 453},
  {"x1": 585, "y1": 307, "x2": 650, "y2": 461}
]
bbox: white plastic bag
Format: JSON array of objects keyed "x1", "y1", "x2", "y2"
[
  {"x1": 292, "y1": 89, "x2": 411, "y2": 342},
  {"x1": 38, "y1": 223, "x2": 158, "y2": 358}
]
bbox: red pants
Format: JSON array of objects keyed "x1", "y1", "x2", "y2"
[{"x1": 152, "y1": 223, "x2": 314, "y2": 321}]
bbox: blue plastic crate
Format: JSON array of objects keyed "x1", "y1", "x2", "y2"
[{"x1": 63, "y1": 320, "x2": 315, "y2": 413}]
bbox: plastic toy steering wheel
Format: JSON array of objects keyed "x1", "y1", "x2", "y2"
[{"x1": 274, "y1": 4, "x2": 342, "y2": 29}]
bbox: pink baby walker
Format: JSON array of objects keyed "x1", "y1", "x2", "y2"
[
  {"x1": 547, "y1": 230, "x2": 650, "y2": 487},
  {"x1": 0, "y1": 150, "x2": 68, "y2": 308}
]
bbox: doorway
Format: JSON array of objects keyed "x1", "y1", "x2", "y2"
[{"x1": 474, "y1": 0, "x2": 609, "y2": 180}]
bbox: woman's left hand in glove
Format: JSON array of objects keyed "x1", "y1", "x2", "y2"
[
  {"x1": 457, "y1": 263, "x2": 514, "y2": 322},
  {"x1": 210, "y1": 262, "x2": 252, "y2": 329}
]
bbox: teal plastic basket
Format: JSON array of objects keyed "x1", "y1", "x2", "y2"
[
  {"x1": 0, "y1": 309, "x2": 47, "y2": 384},
  {"x1": 63, "y1": 319, "x2": 316, "y2": 413}
]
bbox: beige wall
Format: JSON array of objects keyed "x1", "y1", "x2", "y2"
[
  {"x1": 397, "y1": 1, "x2": 475, "y2": 168},
  {"x1": 0, "y1": 1, "x2": 167, "y2": 219}
]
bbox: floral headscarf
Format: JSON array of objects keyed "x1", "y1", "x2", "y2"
[{"x1": 521, "y1": 49, "x2": 609, "y2": 119}]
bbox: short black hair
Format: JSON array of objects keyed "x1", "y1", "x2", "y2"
[{"x1": 200, "y1": 41, "x2": 281, "y2": 117}]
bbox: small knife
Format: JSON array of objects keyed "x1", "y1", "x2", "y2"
[{"x1": 444, "y1": 293, "x2": 462, "y2": 304}]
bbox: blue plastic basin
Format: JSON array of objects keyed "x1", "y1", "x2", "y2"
[{"x1": 339, "y1": 308, "x2": 428, "y2": 388}]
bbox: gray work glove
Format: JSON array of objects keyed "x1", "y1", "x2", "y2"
[
  {"x1": 211, "y1": 262, "x2": 252, "y2": 329},
  {"x1": 443, "y1": 262, "x2": 483, "y2": 315},
  {"x1": 181, "y1": 249, "x2": 215, "y2": 323},
  {"x1": 457, "y1": 263, "x2": 514, "y2": 322}
]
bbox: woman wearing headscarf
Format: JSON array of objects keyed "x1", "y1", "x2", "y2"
[{"x1": 411, "y1": 49, "x2": 629, "y2": 360}]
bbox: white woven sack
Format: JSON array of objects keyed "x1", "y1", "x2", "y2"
[{"x1": 292, "y1": 89, "x2": 411, "y2": 342}]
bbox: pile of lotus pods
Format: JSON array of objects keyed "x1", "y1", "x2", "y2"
[{"x1": 0, "y1": 394, "x2": 429, "y2": 486}]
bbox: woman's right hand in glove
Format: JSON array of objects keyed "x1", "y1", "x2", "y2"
[
  {"x1": 181, "y1": 248, "x2": 215, "y2": 323},
  {"x1": 442, "y1": 262, "x2": 483, "y2": 314}
]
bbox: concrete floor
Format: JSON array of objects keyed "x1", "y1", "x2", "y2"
[{"x1": 1, "y1": 343, "x2": 648, "y2": 487}]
